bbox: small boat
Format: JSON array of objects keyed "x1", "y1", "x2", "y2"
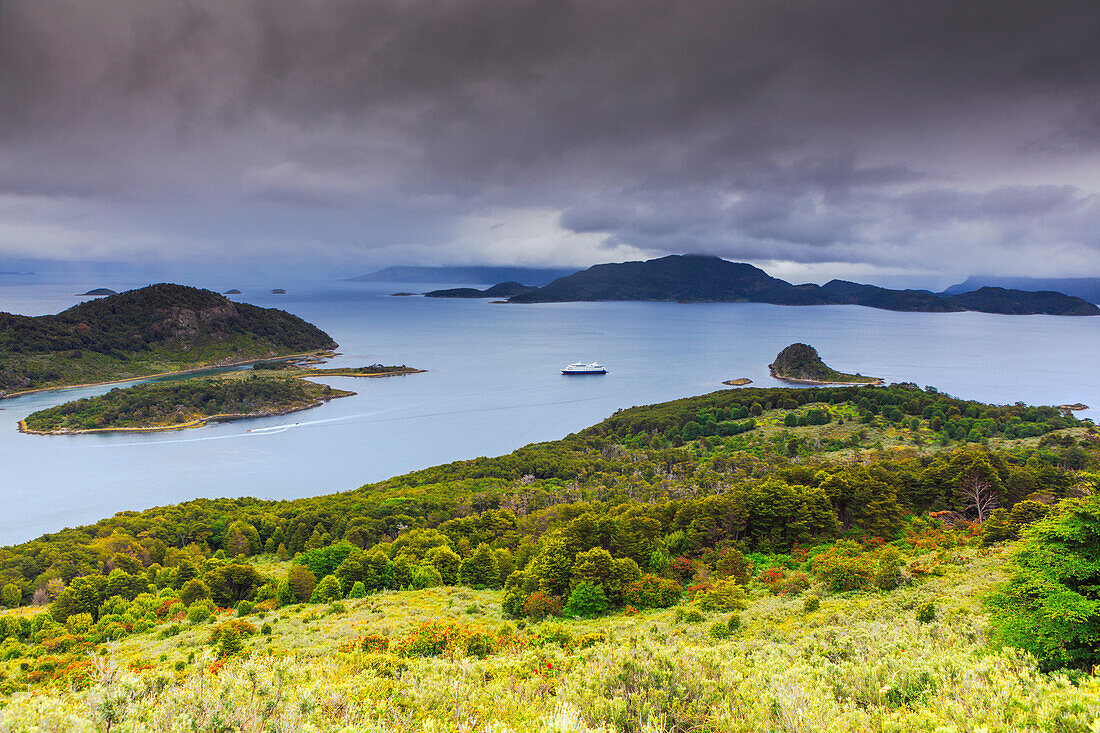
[{"x1": 562, "y1": 362, "x2": 607, "y2": 375}]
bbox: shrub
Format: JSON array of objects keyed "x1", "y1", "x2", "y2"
[
  {"x1": 65, "y1": 613, "x2": 93, "y2": 634},
  {"x1": 348, "y1": 581, "x2": 366, "y2": 599},
  {"x1": 916, "y1": 602, "x2": 936, "y2": 624},
  {"x1": 412, "y1": 563, "x2": 443, "y2": 590},
  {"x1": 260, "y1": 623, "x2": 273, "y2": 636},
  {"x1": 565, "y1": 582, "x2": 609, "y2": 617},
  {"x1": 989, "y1": 496, "x2": 1100, "y2": 671},
  {"x1": 727, "y1": 614, "x2": 741, "y2": 632},
  {"x1": 186, "y1": 601, "x2": 214, "y2": 625},
  {"x1": 310, "y1": 574, "x2": 342, "y2": 604},
  {"x1": 696, "y1": 579, "x2": 747, "y2": 612},
  {"x1": 709, "y1": 621, "x2": 731, "y2": 639},
  {"x1": 680, "y1": 609, "x2": 704, "y2": 623},
  {"x1": 522, "y1": 592, "x2": 563, "y2": 621},
  {"x1": 179, "y1": 579, "x2": 211, "y2": 606},
  {"x1": 360, "y1": 634, "x2": 389, "y2": 652},
  {"x1": 803, "y1": 595, "x2": 821, "y2": 613},
  {"x1": 813, "y1": 541, "x2": 874, "y2": 592},
  {"x1": 623, "y1": 574, "x2": 682, "y2": 609},
  {"x1": 236, "y1": 600, "x2": 253, "y2": 616},
  {"x1": 578, "y1": 632, "x2": 607, "y2": 648}
]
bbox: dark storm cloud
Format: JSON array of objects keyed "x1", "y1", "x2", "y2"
[{"x1": 0, "y1": 0, "x2": 1099, "y2": 277}]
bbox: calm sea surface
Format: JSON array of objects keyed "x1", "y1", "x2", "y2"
[{"x1": 1, "y1": 276, "x2": 1097, "y2": 546}]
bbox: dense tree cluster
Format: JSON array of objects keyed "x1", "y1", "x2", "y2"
[
  {"x1": 0, "y1": 387, "x2": 1089, "y2": 631},
  {"x1": 589, "y1": 384, "x2": 1075, "y2": 445},
  {"x1": 23, "y1": 376, "x2": 332, "y2": 431}
]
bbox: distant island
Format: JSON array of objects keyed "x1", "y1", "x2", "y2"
[
  {"x1": 19, "y1": 375, "x2": 354, "y2": 434},
  {"x1": 944, "y1": 276, "x2": 1100, "y2": 304},
  {"x1": 21, "y1": 360, "x2": 426, "y2": 433},
  {"x1": 253, "y1": 361, "x2": 425, "y2": 378},
  {"x1": 492, "y1": 255, "x2": 1099, "y2": 316},
  {"x1": 270, "y1": 289, "x2": 287, "y2": 294},
  {"x1": 348, "y1": 265, "x2": 574, "y2": 286},
  {"x1": 0, "y1": 284, "x2": 338, "y2": 396},
  {"x1": 769, "y1": 343, "x2": 882, "y2": 385},
  {"x1": 77, "y1": 288, "x2": 117, "y2": 296},
  {"x1": 425, "y1": 281, "x2": 535, "y2": 298},
  {"x1": 224, "y1": 289, "x2": 242, "y2": 294}
]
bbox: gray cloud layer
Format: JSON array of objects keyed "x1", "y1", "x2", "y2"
[{"x1": 1, "y1": 0, "x2": 1099, "y2": 280}]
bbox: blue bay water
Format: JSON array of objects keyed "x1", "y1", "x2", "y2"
[{"x1": 1, "y1": 276, "x2": 1097, "y2": 546}]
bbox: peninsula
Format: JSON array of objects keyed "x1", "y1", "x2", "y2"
[
  {"x1": 769, "y1": 343, "x2": 883, "y2": 385},
  {"x1": 0, "y1": 284, "x2": 338, "y2": 396},
  {"x1": 499, "y1": 255, "x2": 1100, "y2": 316}
]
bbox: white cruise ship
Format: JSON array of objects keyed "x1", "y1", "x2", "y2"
[{"x1": 562, "y1": 362, "x2": 607, "y2": 375}]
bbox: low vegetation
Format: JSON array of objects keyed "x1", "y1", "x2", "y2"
[{"x1": 1, "y1": 384, "x2": 1098, "y2": 730}]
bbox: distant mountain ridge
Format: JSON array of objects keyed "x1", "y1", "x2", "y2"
[
  {"x1": 504, "y1": 255, "x2": 1099, "y2": 315},
  {"x1": 348, "y1": 266, "x2": 575, "y2": 286},
  {"x1": 425, "y1": 282, "x2": 535, "y2": 299},
  {"x1": 944, "y1": 276, "x2": 1100, "y2": 304}
]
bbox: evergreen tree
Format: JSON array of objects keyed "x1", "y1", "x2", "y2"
[
  {"x1": 412, "y1": 563, "x2": 443, "y2": 589},
  {"x1": 310, "y1": 574, "x2": 343, "y2": 603},
  {"x1": 458, "y1": 543, "x2": 498, "y2": 589},
  {"x1": 218, "y1": 626, "x2": 243, "y2": 657},
  {"x1": 180, "y1": 579, "x2": 211, "y2": 606},
  {"x1": 427, "y1": 546, "x2": 462, "y2": 585},
  {"x1": 287, "y1": 565, "x2": 317, "y2": 602},
  {"x1": 1, "y1": 583, "x2": 20, "y2": 608}
]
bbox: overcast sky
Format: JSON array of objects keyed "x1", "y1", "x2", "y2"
[{"x1": 1, "y1": 0, "x2": 1099, "y2": 285}]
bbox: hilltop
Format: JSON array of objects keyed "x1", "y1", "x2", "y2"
[
  {"x1": 769, "y1": 343, "x2": 881, "y2": 384},
  {"x1": 0, "y1": 284, "x2": 337, "y2": 394},
  {"x1": 504, "y1": 255, "x2": 1100, "y2": 315}
]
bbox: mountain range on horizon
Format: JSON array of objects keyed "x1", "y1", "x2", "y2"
[
  {"x1": 943, "y1": 276, "x2": 1100, "y2": 304},
  {"x1": 423, "y1": 254, "x2": 1099, "y2": 316},
  {"x1": 348, "y1": 265, "x2": 574, "y2": 286}
]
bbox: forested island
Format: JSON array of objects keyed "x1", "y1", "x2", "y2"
[
  {"x1": 769, "y1": 343, "x2": 882, "y2": 385},
  {"x1": 20, "y1": 362, "x2": 426, "y2": 433},
  {"x1": 19, "y1": 376, "x2": 354, "y2": 434},
  {"x1": 0, "y1": 284, "x2": 338, "y2": 395},
  {"x1": 3, "y1": 383, "x2": 1100, "y2": 729},
  {"x1": 489, "y1": 254, "x2": 1100, "y2": 315},
  {"x1": 255, "y1": 362, "x2": 425, "y2": 378}
]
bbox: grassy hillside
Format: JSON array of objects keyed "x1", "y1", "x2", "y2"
[
  {"x1": 0, "y1": 284, "x2": 337, "y2": 394},
  {"x1": 1, "y1": 384, "x2": 1098, "y2": 729}
]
